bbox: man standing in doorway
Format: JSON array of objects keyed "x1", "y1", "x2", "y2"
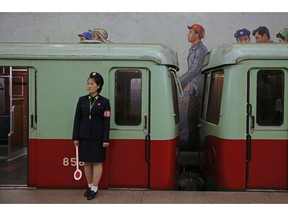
[{"x1": 180, "y1": 24, "x2": 208, "y2": 151}]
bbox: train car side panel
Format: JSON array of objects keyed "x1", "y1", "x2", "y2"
[
  {"x1": 29, "y1": 138, "x2": 109, "y2": 188},
  {"x1": 249, "y1": 139, "x2": 288, "y2": 189},
  {"x1": 108, "y1": 139, "x2": 148, "y2": 188},
  {"x1": 201, "y1": 136, "x2": 246, "y2": 190},
  {"x1": 28, "y1": 139, "x2": 37, "y2": 187},
  {"x1": 150, "y1": 138, "x2": 178, "y2": 189}
]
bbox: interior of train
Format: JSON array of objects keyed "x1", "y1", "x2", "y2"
[{"x1": 0, "y1": 66, "x2": 28, "y2": 186}]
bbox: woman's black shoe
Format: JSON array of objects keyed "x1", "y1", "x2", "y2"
[
  {"x1": 84, "y1": 188, "x2": 91, "y2": 197},
  {"x1": 87, "y1": 190, "x2": 97, "y2": 200}
]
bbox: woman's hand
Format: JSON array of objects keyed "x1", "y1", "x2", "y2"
[
  {"x1": 73, "y1": 140, "x2": 79, "y2": 147},
  {"x1": 103, "y1": 142, "x2": 109, "y2": 148}
]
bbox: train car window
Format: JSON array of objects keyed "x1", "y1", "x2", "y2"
[
  {"x1": 202, "y1": 70, "x2": 224, "y2": 124},
  {"x1": 0, "y1": 78, "x2": 4, "y2": 114},
  {"x1": 256, "y1": 70, "x2": 284, "y2": 126},
  {"x1": 115, "y1": 70, "x2": 142, "y2": 125}
]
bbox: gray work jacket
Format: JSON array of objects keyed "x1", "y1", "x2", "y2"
[{"x1": 180, "y1": 41, "x2": 208, "y2": 96}]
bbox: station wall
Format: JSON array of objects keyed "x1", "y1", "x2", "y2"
[{"x1": 0, "y1": 12, "x2": 287, "y2": 75}]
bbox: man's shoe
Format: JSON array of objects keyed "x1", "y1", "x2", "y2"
[
  {"x1": 87, "y1": 190, "x2": 97, "y2": 200},
  {"x1": 84, "y1": 188, "x2": 91, "y2": 197}
]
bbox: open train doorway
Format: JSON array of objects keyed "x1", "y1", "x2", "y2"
[{"x1": 0, "y1": 66, "x2": 28, "y2": 186}]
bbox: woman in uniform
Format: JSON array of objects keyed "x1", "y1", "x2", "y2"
[{"x1": 73, "y1": 72, "x2": 111, "y2": 200}]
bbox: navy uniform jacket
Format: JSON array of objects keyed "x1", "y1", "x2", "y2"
[{"x1": 72, "y1": 94, "x2": 111, "y2": 142}]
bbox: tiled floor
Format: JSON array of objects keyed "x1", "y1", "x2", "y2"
[{"x1": 1, "y1": 188, "x2": 288, "y2": 204}]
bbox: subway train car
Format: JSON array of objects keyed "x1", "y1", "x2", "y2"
[
  {"x1": 199, "y1": 43, "x2": 288, "y2": 191},
  {"x1": 0, "y1": 42, "x2": 181, "y2": 189}
]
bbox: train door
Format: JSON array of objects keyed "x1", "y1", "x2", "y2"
[
  {"x1": 247, "y1": 68, "x2": 288, "y2": 190},
  {"x1": 0, "y1": 66, "x2": 28, "y2": 186},
  {"x1": 27, "y1": 67, "x2": 37, "y2": 186},
  {"x1": 108, "y1": 69, "x2": 150, "y2": 188}
]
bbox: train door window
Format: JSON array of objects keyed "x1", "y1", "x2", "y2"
[
  {"x1": 256, "y1": 70, "x2": 284, "y2": 126},
  {"x1": 201, "y1": 70, "x2": 224, "y2": 124},
  {"x1": 115, "y1": 70, "x2": 142, "y2": 125}
]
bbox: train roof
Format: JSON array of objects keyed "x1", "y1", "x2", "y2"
[
  {"x1": 0, "y1": 42, "x2": 179, "y2": 70},
  {"x1": 202, "y1": 43, "x2": 288, "y2": 71}
]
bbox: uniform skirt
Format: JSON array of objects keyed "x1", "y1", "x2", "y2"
[{"x1": 79, "y1": 139, "x2": 106, "y2": 163}]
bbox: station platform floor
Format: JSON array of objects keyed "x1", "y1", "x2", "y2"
[{"x1": 1, "y1": 187, "x2": 288, "y2": 204}]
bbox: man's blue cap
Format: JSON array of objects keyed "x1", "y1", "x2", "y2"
[
  {"x1": 234, "y1": 28, "x2": 251, "y2": 39},
  {"x1": 78, "y1": 31, "x2": 93, "y2": 40}
]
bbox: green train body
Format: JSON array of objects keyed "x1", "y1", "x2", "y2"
[
  {"x1": 200, "y1": 44, "x2": 288, "y2": 190},
  {"x1": 3, "y1": 42, "x2": 287, "y2": 191},
  {"x1": 0, "y1": 43, "x2": 181, "y2": 189}
]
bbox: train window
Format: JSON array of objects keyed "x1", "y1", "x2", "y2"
[
  {"x1": 256, "y1": 70, "x2": 284, "y2": 126},
  {"x1": 115, "y1": 70, "x2": 142, "y2": 125},
  {"x1": 202, "y1": 70, "x2": 224, "y2": 124},
  {"x1": 0, "y1": 78, "x2": 4, "y2": 114}
]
